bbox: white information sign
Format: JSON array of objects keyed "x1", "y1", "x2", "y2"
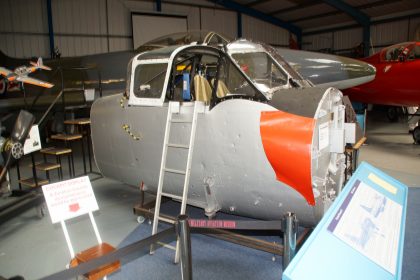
[
  {"x1": 328, "y1": 180, "x2": 402, "y2": 275},
  {"x1": 23, "y1": 125, "x2": 41, "y2": 155},
  {"x1": 318, "y1": 122, "x2": 329, "y2": 150},
  {"x1": 42, "y1": 176, "x2": 99, "y2": 224}
]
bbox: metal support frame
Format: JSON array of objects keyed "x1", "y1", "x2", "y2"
[
  {"x1": 237, "y1": 12, "x2": 242, "y2": 38},
  {"x1": 134, "y1": 201, "x2": 310, "y2": 259},
  {"x1": 177, "y1": 215, "x2": 192, "y2": 280},
  {"x1": 282, "y1": 212, "x2": 298, "y2": 269},
  {"x1": 156, "y1": 0, "x2": 162, "y2": 12},
  {"x1": 208, "y1": 0, "x2": 302, "y2": 48},
  {"x1": 46, "y1": 0, "x2": 55, "y2": 58}
]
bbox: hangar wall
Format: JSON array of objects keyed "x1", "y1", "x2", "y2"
[
  {"x1": 0, "y1": 0, "x2": 289, "y2": 59},
  {"x1": 0, "y1": 0, "x2": 418, "y2": 59},
  {"x1": 0, "y1": 0, "x2": 49, "y2": 58},
  {"x1": 302, "y1": 15, "x2": 420, "y2": 55}
]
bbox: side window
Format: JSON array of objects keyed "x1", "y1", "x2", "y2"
[{"x1": 133, "y1": 63, "x2": 167, "y2": 98}]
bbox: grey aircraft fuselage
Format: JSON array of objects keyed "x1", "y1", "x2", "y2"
[{"x1": 90, "y1": 40, "x2": 374, "y2": 226}]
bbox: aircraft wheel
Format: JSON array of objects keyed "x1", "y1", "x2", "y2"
[
  {"x1": 413, "y1": 126, "x2": 420, "y2": 144},
  {"x1": 387, "y1": 107, "x2": 400, "y2": 122},
  {"x1": 136, "y1": 215, "x2": 146, "y2": 224}
]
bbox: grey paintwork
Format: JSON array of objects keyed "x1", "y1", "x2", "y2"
[
  {"x1": 277, "y1": 48, "x2": 376, "y2": 90},
  {"x1": 91, "y1": 87, "x2": 343, "y2": 226}
]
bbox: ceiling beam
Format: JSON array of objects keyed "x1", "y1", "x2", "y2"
[
  {"x1": 269, "y1": 1, "x2": 319, "y2": 16},
  {"x1": 322, "y1": 0, "x2": 370, "y2": 26},
  {"x1": 247, "y1": 0, "x2": 272, "y2": 7},
  {"x1": 207, "y1": 0, "x2": 302, "y2": 36}
]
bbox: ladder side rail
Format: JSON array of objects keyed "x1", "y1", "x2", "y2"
[
  {"x1": 179, "y1": 101, "x2": 201, "y2": 215},
  {"x1": 175, "y1": 101, "x2": 202, "y2": 263},
  {"x1": 150, "y1": 102, "x2": 175, "y2": 253}
]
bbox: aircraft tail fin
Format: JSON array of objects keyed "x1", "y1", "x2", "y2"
[{"x1": 30, "y1": 57, "x2": 51, "y2": 71}]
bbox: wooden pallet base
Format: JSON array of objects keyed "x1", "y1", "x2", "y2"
[{"x1": 70, "y1": 242, "x2": 120, "y2": 280}]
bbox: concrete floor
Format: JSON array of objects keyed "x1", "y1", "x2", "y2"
[
  {"x1": 359, "y1": 109, "x2": 420, "y2": 187},
  {"x1": 0, "y1": 107, "x2": 419, "y2": 279}
]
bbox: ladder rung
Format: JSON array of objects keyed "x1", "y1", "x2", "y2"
[
  {"x1": 171, "y1": 119, "x2": 192, "y2": 123},
  {"x1": 158, "y1": 216, "x2": 176, "y2": 224},
  {"x1": 164, "y1": 168, "x2": 186, "y2": 175},
  {"x1": 167, "y1": 143, "x2": 189, "y2": 149},
  {"x1": 161, "y1": 192, "x2": 183, "y2": 200},
  {"x1": 157, "y1": 242, "x2": 176, "y2": 250}
]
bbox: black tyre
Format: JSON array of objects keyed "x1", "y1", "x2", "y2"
[
  {"x1": 387, "y1": 107, "x2": 399, "y2": 122},
  {"x1": 413, "y1": 126, "x2": 420, "y2": 144}
]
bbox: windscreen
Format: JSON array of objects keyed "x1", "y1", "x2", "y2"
[
  {"x1": 231, "y1": 52, "x2": 288, "y2": 96},
  {"x1": 133, "y1": 63, "x2": 168, "y2": 98}
]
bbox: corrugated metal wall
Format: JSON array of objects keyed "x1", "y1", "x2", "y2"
[
  {"x1": 1, "y1": 0, "x2": 419, "y2": 59},
  {"x1": 303, "y1": 28, "x2": 363, "y2": 53},
  {"x1": 333, "y1": 28, "x2": 363, "y2": 51},
  {"x1": 200, "y1": 8, "x2": 237, "y2": 39},
  {"x1": 302, "y1": 33, "x2": 333, "y2": 51},
  {"x1": 0, "y1": 0, "x2": 132, "y2": 58},
  {"x1": 107, "y1": 0, "x2": 132, "y2": 52},
  {"x1": 242, "y1": 15, "x2": 289, "y2": 46},
  {"x1": 0, "y1": 0, "x2": 49, "y2": 58},
  {"x1": 303, "y1": 17, "x2": 420, "y2": 55},
  {"x1": 370, "y1": 20, "x2": 409, "y2": 52}
]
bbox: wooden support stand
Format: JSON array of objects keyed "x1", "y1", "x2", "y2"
[{"x1": 70, "y1": 242, "x2": 120, "y2": 280}]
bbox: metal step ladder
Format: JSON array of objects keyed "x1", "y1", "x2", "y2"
[{"x1": 150, "y1": 101, "x2": 204, "y2": 263}]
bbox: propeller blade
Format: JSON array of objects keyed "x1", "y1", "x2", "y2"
[{"x1": 10, "y1": 110, "x2": 35, "y2": 144}]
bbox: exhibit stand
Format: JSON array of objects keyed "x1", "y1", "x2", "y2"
[{"x1": 283, "y1": 161, "x2": 408, "y2": 280}]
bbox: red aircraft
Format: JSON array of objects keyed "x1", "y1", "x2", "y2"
[
  {"x1": 343, "y1": 41, "x2": 420, "y2": 141},
  {"x1": 344, "y1": 41, "x2": 420, "y2": 106}
]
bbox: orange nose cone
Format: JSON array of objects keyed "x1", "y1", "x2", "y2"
[{"x1": 260, "y1": 110, "x2": 316, "y2": 205}]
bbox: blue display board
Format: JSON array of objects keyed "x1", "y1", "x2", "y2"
[{"x1": 283, "y1": 162, "x2": 408, "y2": 280}]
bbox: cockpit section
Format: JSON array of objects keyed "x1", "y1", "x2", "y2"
[
  {"x1": 128, "y1": 39, "x2": 311, "y2": 107},
  {"x1": 381, "y1": 42, "x2": 420, "y2": 62}
]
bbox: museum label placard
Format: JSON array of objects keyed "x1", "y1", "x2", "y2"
[{"x1": 42, "y1": 176, "x2": 99, "y2": 223}]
